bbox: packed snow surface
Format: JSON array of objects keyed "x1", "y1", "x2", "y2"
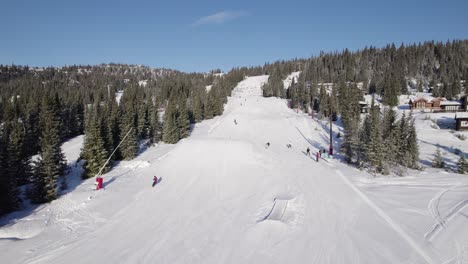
[{"x1": 0, "y1": 76, "x2": 467, "y2": 264}]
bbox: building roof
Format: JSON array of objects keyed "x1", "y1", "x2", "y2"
[
  {"x1": 431, "y1": 97, "x2": 447, "y2": 102},
  {"x1": 455, "y1": 112, "x2": 468, "y2": 119},
  {"x1": 440, "y1": 101, "x2": 461, "y2": 106}
]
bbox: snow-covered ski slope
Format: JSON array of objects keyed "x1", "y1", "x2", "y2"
[{"x1": 1, "y1": 76, "x2": 467, "y2": 264}]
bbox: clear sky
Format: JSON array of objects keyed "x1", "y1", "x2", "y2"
[{"x1": 1, "y1": 0, "x2": 467, "y2": 72}]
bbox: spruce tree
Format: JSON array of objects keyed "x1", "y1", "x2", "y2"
[
  {"x1": 119, "y1": 111, "x2": 138, "y2": 160},
  {"x1": 367, "y1": 101, "x2": 385, "y2": 173},
  {"x1": 318, "y1": 86, "x2": 329, "y2": 119},
  {"x1": 150, "y1": 105, "x2": 163, "y2": 144},
  {"x1": 396, "y1": 112, "x2": 408, "y2": 164},
  {"x1": 381, "y1": 107, "x2": 398, "y2": 165},
  {"x1": 0, "y1": 123, "x2": 21, "y2": 214},
  {"x1": 81, "y1": 106, "x2": 110, "y2": 178},
  {"x1": 137, "y1": 103, "x2": 150, "y2": 140},
  {"x1": 457, "y1": 154, "x2": 468, "y2": 174},
  {"x1": 204, "y1": 90, "x2": 216, "y2": 119},
  {"x1": 340, "y1": 82, "x2": 361, "y2": 164},
  {"x1": 192, "y1": 94, "x2": 204, "y2": 123},
  {"x1": 162, "y1": 101, "x2": 179, "y2": 144},
  {"x1": 32, "y1": 96, "x2": 66, "y2": 203},
  {"x1": 177, "y1": 98, "x2": 190, "y2": 139},
  {"x1": 432, "y1": 146, "x2": 445, "y2": 169},
  {"x1": 5, "y1": 120, "x2": 31, "y2": 207},
  {"x1": 405, "y1": 112, "x2": 420, "y2": 169}
]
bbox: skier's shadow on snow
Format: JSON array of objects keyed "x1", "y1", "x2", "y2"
[{"x1": 301, "y1": 151, "x2": 314, "y2": 159}]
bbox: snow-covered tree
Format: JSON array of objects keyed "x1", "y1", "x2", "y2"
[
  {"x1": 457, "y1": 154, "x2": 468, "y2": 174},
  {"x1": 432, "y1": 146, "x2": 445, "y2": 169}
]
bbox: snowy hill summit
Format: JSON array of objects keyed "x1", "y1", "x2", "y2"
[{"x1": 1, "y1": 76, "x2": 467, "y2": 264}]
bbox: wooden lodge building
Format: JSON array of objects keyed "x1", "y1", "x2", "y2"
[
  {"x1": 455, "y1": 113, "x2": 468, "y2": 131},
  {"x1": 409, "y1": 96, "x2": 466, "y2": 112}
]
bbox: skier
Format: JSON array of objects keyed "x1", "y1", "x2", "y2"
[
  {"x1": 265, "y1": 142, "x2": 270, "y2": 149},
  {"x1": 152, "y1": 176, "x2": 158, "y2": 187},
  {"x1": 316, "y1": 152, "x2": 319, "y2": 162},
  {"x1": 306, "y1": 147, "x2": 310, "y2": 156},
  {"x1": 234, "y1": 119, "x2": 237, "y2": 125}
]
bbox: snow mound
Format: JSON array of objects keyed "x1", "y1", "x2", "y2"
[
  {"x1": 121, "y1": 160, "x2": 150, "y2": 169},
  {"x1": 0, "y1": 218, "x2": 45, "y2": 240}
]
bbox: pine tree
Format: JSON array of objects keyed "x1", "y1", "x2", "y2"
[
  {"x1": 432, "y1": 146, "x2": 445, "y2": 168},
  {"x1": 405, "y1": 112, "x2": 420, "y2": 169},
  {"x1": 452, "y1": 79, "x2": 461, "y2": 96},
  {"x1": 457, "y1": 154, "x2": 468, "y2": 174},
  {"x1": 32, "y1": 96, "x2": 66, "y2": 203},
  {"x1": 119, "y1": 111, "x2": 138, "y2": 160},
  {"x1": 396, "y1": 112, "x2": 408, "y2": 164},
  {"x1": 318, "y1": 86, "x2": 329, "y2": 119},
  {"x1": 162, "y1": 100, "x2": 179, "y2": 144},
  {"x1": 340, "y1": 82, "x2": 361, "y2": 164},
  {"x1": 5, "y1": 120, "x2": 31, "y2": 207},
  {"x1": 177, "y1": 98, "x2": 190, "y2": 139},
  {"x1": 0, "y1": 123, "x2": 21, "y2": 214},
  {"x1": 367, "y1": 101, "x2": 385, "y2": 173},
  {"x1": 81, "y1": 106, "x2": 110, "y2": 179},
  {"x1": 192, "y1": 93, "x2": 204, "y2": 123},
  {"x1": 381, "y1": 107, "x2": 398, "y2": 165},
  {"x1": 150, "y1": 105, "x2": 163, "y2": 144},
  {"x1": 137, "y1": 102, "x2": 150, "y2": 140},
  {"x1": 204, "y1": 90, "x2": 216, "y2": 119}
]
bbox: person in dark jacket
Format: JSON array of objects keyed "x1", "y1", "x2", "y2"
[{"x1": 152, "y1": 176, "x2": 158, "y2": 187}]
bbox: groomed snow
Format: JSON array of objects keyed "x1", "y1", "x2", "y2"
[{"x1": 0, "y1": 76, "x2": 467, "y2": 264}]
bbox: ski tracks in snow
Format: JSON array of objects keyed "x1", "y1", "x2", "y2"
[
  {"x1": 336, "y1": 170, "x2": 436, "y2": 264},
  {"x1": 425, "y1": 183, "x2": 468, "y2": 242}
]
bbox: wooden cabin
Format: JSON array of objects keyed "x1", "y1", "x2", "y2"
[
  {"x1": 409, "y1": 98, "x2": 432, "y2": 109},
  {"x1": 431, "y1": 98, "x2": 445, "y2": 109},
  {"x1": 455, "y1": 113, "x2": 468, "y2": 131}
]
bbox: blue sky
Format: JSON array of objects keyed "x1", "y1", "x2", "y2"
[{"x1": 1, "y1": 0, "x2": 467, "y2": 72}]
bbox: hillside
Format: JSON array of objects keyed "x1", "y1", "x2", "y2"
[{"x1": 0, "y1": 76, "x2": 467, "y2": 264}]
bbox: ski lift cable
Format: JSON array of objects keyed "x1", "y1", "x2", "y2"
[{"x1": 96, "y1": 127, "x2": 133, "y2": 178}]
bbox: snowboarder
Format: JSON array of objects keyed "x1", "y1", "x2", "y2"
[
  {"x1": 306, "y1": 147, "x2": 310, "y2": 156},
  {"x1": 152, "y1": 176, "x2": 158, "y2": 187}
]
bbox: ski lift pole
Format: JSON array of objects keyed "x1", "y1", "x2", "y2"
[{"x1": 96, "y1": 127, "x2": 133, "y2": 178}]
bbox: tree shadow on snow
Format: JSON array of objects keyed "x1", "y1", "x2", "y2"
[{"x1": 436, "y1": 116, "x2": 456, "y2": 130}]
